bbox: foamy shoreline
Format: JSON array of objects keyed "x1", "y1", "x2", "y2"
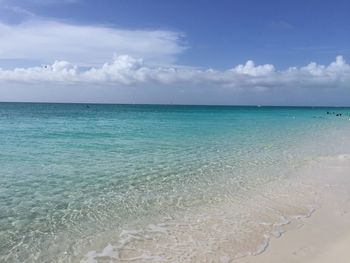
[{"x1": 237, "y1": 155, "x2": 350, "y2": 263}]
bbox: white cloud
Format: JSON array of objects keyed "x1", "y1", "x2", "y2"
[
  {"x1": 0, "y1": 20, "x2": 186, "y2": 66},
  {"x1": 230, "y1": 60, "x2": 275, "y2": 76},
  {"x1": 0, "y1": 3, "x2": 348, "y2": 105},
  {"x1": 0, "y1": 55, "x2": 349, "y2": 92}
]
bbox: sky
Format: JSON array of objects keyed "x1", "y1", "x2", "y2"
[{"x1": 0, "y1": 0, "x2": 350, "y2": 105}]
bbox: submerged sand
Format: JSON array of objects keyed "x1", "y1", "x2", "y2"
[{"x1": 81, "y1": 155, "x2": 350, "y2": 263}]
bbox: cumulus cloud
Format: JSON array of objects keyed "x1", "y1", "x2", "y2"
[
  {"x1": 0, "y1": 20, "x2": 186, "y2": 66},
  {"x1": 1, "y1": 55, "x2": 349, "y2": 91}
]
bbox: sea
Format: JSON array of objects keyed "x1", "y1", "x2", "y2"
[{"x1": 1, "y1": 103, "x2": 350, "y2": 262}]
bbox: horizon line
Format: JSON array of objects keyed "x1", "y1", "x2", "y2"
[{"x1": 0, "y1": 101, "x2": 349, "y2": 108}]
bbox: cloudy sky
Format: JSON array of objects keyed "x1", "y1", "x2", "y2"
[{"x1": 0, "y1": 0, "x2": 350, "y2": 105}]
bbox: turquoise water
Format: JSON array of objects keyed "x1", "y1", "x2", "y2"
[{"x1": 0, "y1": 103, "x2": 350, "y2": 262}]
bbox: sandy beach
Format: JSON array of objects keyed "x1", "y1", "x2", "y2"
[{"x1": 237, "y1": 156, "x2": 350, "y2": 263}]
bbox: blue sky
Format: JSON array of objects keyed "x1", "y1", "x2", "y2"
[{"x1": 0, "y1": 0, "x2": 350, "y2": 105}]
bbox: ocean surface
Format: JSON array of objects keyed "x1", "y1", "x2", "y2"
[{"x1": 1, "y1": 103, "x2": 350, "y2": 262}]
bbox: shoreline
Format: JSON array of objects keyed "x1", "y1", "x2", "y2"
[
  {"x1": 236, "y1": 156, "x2": 350, "y2": 263},
  {"x1": 81, "y1": 155, "x2": 350, "y2": 263}
]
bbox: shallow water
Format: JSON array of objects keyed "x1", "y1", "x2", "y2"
[{"x1": 0, "y1": 103, "x2": 350, "y2": 262}]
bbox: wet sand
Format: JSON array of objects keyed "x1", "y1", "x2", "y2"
[{"x1": 237, "y1": 156, "x2": 350, "y2": 263}]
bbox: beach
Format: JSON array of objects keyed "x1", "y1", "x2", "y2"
[
  {"x1": 238, "y1": 205, "x2": 350, "y2": 263},
  {"x1": 1, "y1": 103, "x2": 350, "y2": 262},
  {"x1": 238, "y1": 156, "x2": 350, "y2": 263}
]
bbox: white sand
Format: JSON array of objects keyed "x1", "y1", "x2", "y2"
[{"x1": 236, "y1": 157, "x2": 350, "y2": 263}]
